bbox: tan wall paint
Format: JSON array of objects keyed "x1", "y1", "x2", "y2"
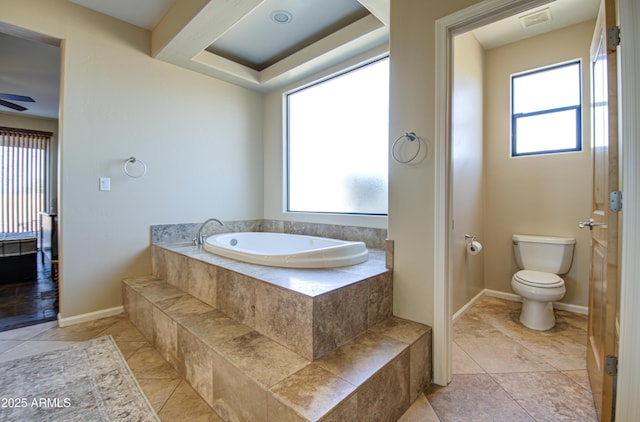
[
  {"x1": 483, "y1": 21, "x2": 595, "y2": 306},
  {"x1": 452, "y1": 32, "x2": 485, "y2": 313},
  {"x1": 389, "y1": 0, "x2": 481, "y2": 326},
  {"x1": 2, "y1": 0, "x2": 263, "y2": 318}
]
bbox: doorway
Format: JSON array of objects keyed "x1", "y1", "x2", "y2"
[
  {"x1": 0, "y1": 28, "x2": 61, "y2": 331},
  {"x1": 434, "y1": 0, "x2": 640, "y2": 419},
  {"x1": 444, "y1": 0, "x2": 597, "y2": 411}
]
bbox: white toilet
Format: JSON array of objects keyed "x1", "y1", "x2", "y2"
[{"x1": 511, "y1": 234, "x2": 576, "y2": 331}]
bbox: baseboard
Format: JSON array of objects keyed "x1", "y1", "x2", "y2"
[
  {"x1": 483, "y1": 289, "x2": 588, "y2": 315},
  {"x1": 552, "y1": 302, "x2": 588, "y2": 315},
  {"x1": 57, "y1": 306, "x2": 124, "y2": 327},
  {"x1": 483, "y1": 289, "x2": 522, "y2": 303},
  {"x1": 452, "y1": 289, "x2": 487, "y2": 322}
]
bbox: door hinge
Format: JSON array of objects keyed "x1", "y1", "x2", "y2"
[
  {"x1": 605, "y1": 355, "x2": 618, "y2": 376},
  {"x1": 610, "y1": 191, "x2": 622, "y2": 212},
  {"x1": 608, "y1": 26, "x2": 621, "y2": 48}
]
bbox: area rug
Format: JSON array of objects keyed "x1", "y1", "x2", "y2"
[{"x1": 0, "y1": 336, "x2": 159, "y2": 421}]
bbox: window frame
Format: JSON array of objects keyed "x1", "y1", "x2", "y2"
[
  {"x1": 510, "y1": 60, "x2": 582, "y2": 157},
  {"x1": 285, "y1": 56, "x2": 390, "y2": 216}
]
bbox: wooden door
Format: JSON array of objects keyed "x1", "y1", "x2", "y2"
[{"x1": 586, "y1": 0, "x2": 620, "y2": 420}]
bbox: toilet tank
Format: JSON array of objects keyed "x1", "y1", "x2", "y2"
[{"x1": 512, "y1": 234, "x2": 576, "y2": 274}]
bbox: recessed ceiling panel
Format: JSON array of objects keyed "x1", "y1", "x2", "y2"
[{"x1": 206, "y1": 0, "x2": 370, "y2": 70}]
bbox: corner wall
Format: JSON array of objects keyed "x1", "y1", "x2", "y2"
[
  {"x1": 388, "y1": 0, "x2": 481, "y2": 327},
  {"x1": 451, "y1": 32, "x2": 485, "y2": 313}
]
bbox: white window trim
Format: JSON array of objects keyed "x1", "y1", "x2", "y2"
[
  {"x1": 273, "y1": 48, "x2": 390, "y2": 229},
  {"x1": 510, "y1": 60, "x2": 583, "y2": 157}
]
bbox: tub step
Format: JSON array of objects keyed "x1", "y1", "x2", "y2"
[{"x1": 123, "y1": 277, "x2": 431, "y2": 421}]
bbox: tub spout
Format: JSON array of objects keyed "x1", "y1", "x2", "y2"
[{"x1": 194, "y1": 218, "x2": 224, "y2": 246}]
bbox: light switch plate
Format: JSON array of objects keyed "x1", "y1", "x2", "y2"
[{"x1": 99, "y1": 177, "x2": 111, "y2": 191}]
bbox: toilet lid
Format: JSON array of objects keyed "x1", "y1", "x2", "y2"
[{"x1": 514, "y1": 270, "x2": 564, "y2": 288}]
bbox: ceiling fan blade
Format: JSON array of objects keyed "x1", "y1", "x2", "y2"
[
  {"x1": 0, "y1": 99, "x2": 28, "y2": 111},
  {"x1": 0, "y1": 93, "x2": 35, "y2": 103}
]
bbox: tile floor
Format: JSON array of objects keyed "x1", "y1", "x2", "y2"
[
  {"x1": 0, "y1": 295, "x2": 595, "y2": 421},
  {"x1": 420, "y1": 296, "x2": 597, "y2": 422},
  {"x1": 0, "y1": 252, "x2": 58, "y2": 332}
]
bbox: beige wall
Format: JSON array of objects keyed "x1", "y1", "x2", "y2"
[
  {"x1": 451, "y1": 33, "x2": 485, "y2": 313},
  {"x1": 483, "y1": 21, "x2": 594, "y2": 307},
  {"x1": 389, "y1": 0, "x2": 481, "y2": 326},
  {"x1": 2, "y1": 0, "x2": 263, "y2": 318},
  {"x1": 0, "y1": 113, "x2": 59, "y2": 213}
]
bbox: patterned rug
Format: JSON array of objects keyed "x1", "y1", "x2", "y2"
[{"x1": 0, "y1": 336, "x2": 159, "y2": 421}]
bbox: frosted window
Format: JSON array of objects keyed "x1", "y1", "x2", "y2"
[
  {"x1": 511, "y1": 61, "x2": 581, "y2": 156},
  {"x1": 287, "y1": 57, "x2": 389, "y2": 215}
]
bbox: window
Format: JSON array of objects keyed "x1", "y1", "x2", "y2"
[
  {"x1": 1, "y1": 127, "x2": 51, "y2": 233},
  {"x1": 511, "y1": 61, "x2": 581, "y2": 156},
  {"x1": 287, "y1": 57, "x2": 389, "y2": 215}
]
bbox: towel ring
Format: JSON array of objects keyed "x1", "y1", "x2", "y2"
[
  {"x1": 392, "y1": 132, "x2": 421, "y2": 164},
  {"x1": 124, "y1": 157, "x2": 147, "y2": 178}
]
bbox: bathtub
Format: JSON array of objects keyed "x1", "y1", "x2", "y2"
[{"x1": 203, "y1": 232, "x2": 368, "y2": 268}]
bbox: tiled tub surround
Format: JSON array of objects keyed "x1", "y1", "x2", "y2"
[
  {"x1": 150, "y1": 219, "x2": 388, "y2": 251},
  {"x1": 151, "y1": 244, "x2": 391, "y2": 361},
  {"x1": 123, "y1": 225, "x2": 431, "y2": 421}
]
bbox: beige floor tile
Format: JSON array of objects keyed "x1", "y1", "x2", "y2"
[
  {"x1": 138, "y1": 378, "x2": 181, "y2": 413},
  {"x1": 515, "y1": 334, "x2": 587, "y2": 371},
  {"x1": 491, "y1": 371, "x2": 597, "y2": 421},
  {"x1": 126, "y1": 343, "x2": 179, "y2": 379},
  {"x1": 114, "y1": 340, "x2": 148, "y2": 359},
  {"x1": 467, "y1": 296, "x2": 522, "y2": 315},
  {"x1": 0, "y1": 340, "x2": 77, "y2": 363},
  {"x1": 556, "y1": 310, "x2": 588, "y2": 331},
  {"x1": 158, "y1": 380, "x2": 222, "y2": 422},
  {"x1": 398, "y1": 393, "x2": 440, "y2": 422},
  {"x1": 426, "y1": 374, "x2": 534, "y2": 421},
  {"x1": 0, "y1": 320, "x2": 58, "y2": 340},
  {"x1": 29, "y1": 316, "x2": 122, "y2": 341},
  {"x1": 562, "y1": 369, "x2": 591, "y2": 391},
  {"x1": 94, "y1": 317, "x2": 148, "y2": 343},
  {"x1": 453, "y1": 312, "x2": 507, "y2": 339},
  {"x1": 0, "y1": 340, "x2": 23, "y2": 354},
  {"x1": 456, "y1": 336, "x2": 556, "y2": 373},
  {"x1": 452, "y1": 341, "x2": 484, "y2": 374}
]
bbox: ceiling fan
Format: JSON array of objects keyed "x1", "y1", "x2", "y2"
[{"x1": 0, "y1": 93, "x2": 35, "y2": 112}]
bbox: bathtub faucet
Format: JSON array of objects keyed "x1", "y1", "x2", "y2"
[{"x1": 194, "y1": 218, "x2": 224, "y2": 246}]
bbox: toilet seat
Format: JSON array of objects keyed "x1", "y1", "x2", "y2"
[{"x1": 513, "y1": 270, "x2": 564, "y2": 288}]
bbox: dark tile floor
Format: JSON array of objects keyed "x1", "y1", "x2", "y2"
[{"x1": 0, "y1": 252, "x2": 58, "y2": 332}]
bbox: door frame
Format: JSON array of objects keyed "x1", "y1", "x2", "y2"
[{"x1": 433, "y1": 0, "x2": 640, "y2": 418}]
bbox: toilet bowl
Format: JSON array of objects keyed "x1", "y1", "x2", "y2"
[
  {"x1": 511, "y1": 234, "x2": 575, "y2": 331},
  {"x1": 511, "y1": 270, "x2": 566, "y2": 330}
]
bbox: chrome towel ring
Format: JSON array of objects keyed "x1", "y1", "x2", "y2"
[
  {"x1": 392, "y1": 132, "x2": 422, "y2": 164},
  {"x1": 124, "y1": 157, "x2": 147, "y2": 178}
]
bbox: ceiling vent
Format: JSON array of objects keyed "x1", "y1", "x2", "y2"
[{"x1": 519, "y1": 8, "x2": 552, "y2": 29}]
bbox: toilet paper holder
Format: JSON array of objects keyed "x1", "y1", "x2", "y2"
[{"x1": 464, "y1": 234, "x2": 482, "y2": 255}]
